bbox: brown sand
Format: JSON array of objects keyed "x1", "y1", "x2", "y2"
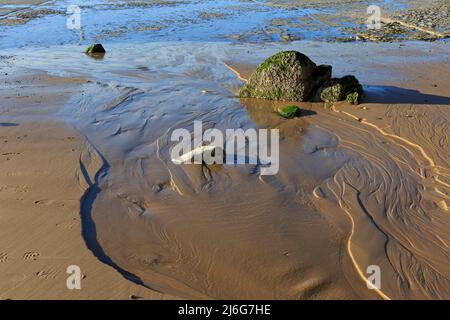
[
  {"x1": 0, "y1": 43, "x2": 449, "y2": 300},
  {"x1": 0, "y1": 72, "x2": 173, "y2": 300},
  {"x1": 226, "y1": 59, "x2": 450, "y2": 300},
  {"x1": 82, "y1": 51, "x2": 448, "y2": 299}
]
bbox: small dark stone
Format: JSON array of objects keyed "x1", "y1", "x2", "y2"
[{"x1": 85, "y1": 44, "x2": 106, "y2": 54}]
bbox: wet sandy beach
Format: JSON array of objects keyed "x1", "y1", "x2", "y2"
[{"x1": 0, "y1": 0, "x2": 449, "y2": 300}]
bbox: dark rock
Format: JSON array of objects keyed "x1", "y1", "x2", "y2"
[
  {"x1": 308, "y1": 64, "x2": 332, "y2": 99},
  {"x1": 346, "y1": 91, "x2": 363, "y2": 105},
  {"x1": 239, "y1": 51, "x2": 362, "y2": 105},
  {"x1": 85, "y1": 44, "x2": 106, "y2": 54},
  {"x1": 239, "y1": 51, "x2": 317, "y2": 101},
  {"x1": 316, "y1": 79, "x2": 344, "y2": 102},
  {"x1": 315, "y1": 75, "x2": 364, "y2": 104}
]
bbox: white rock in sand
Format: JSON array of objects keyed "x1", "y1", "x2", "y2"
[
  {"x1": 171, "y1": 145, "x2": 218, "y2": 164},
  {"x1": 437, "y1": 200, "x2": 448, "y2": 211}
]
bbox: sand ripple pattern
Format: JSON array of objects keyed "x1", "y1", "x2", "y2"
[
  {"x1": 15, "y1": 42, "x2": 444, "y2": 299},
  {"x1": 312, "y1": 103, "x2": 450, "y2": 299}
]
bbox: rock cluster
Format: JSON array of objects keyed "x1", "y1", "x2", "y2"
[{"x1": 239, "y1": 51, "x2": 363, "y2": 104}]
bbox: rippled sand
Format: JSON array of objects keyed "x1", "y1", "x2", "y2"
[{"x1": 1, "y1": 40, "x2": 448, "y2": 299}]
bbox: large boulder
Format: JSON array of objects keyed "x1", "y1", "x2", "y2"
[
  {"x1": 239, "y1": 51, "x2": 321, "y2": 101},
  {"x1": 314, "y1": 75, "x2": 364, "y2": 105}
]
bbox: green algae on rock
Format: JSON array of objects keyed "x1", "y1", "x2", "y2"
[
  {"x1": 316, "y1": 75, "x2": 364, "y2": 104},
  {"x1": 345, "y1": 91, "x2": 363, "y2": 105},
  {"x1": 278, "y1": 105, "x2": 302, "y2": 119},
  {"x1": 85, "y1": 44, "x2": 106, "y2": 54},
  {"x1": 239, "y1": 51, "x2": 318, "y2": 102}
]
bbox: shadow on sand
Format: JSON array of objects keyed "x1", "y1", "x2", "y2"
[
  {"x1": 0, "y1": 122, "x2": 19, "y2": 127},
  {"x1": 364, "y1": 85, "x2": 450, "y2": 105}
]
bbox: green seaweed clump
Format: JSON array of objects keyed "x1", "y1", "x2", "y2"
[{"x1": 278, "y1": 105, "x2": 301, "y2": 119}]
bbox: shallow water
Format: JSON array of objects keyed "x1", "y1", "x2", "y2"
[{"x1": 0, "y1": 0, "x2": 415, "y2": 49}]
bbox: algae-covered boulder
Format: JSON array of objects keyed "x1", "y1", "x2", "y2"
[
  {"x1": 85, "y1": 44, "x2": 106, "y2": 54},
  {"x1": 238, "y1": 50, "x2": 363, "y2": 105},
  {"x1": 315, "y1": 75, "x2": 364, "y2": 104},
  {"x1": 239, "y1": 51, "x2": 318, "y2": 101},
  {"x1": 278, "y1": 105, "x2": 301, "y2": 119}
]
